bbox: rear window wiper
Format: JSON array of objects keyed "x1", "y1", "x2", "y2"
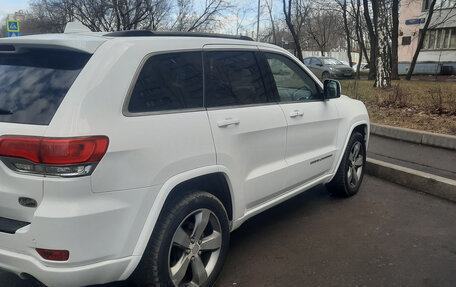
[{"x1": 0, "y1": 108, "x2": 13, "y2": 115}]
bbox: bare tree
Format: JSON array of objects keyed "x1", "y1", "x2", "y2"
[
  {"x1": 391, "y1": 0, "x2": 399, "y2": 80},
  {"x1": 233, "y1": 7, "x2": 250, "y2": 36},
  {"x1": 350, "y1": 0, "x2": 365, "y2": 78},
  {"x1": 335, "y1": 0, "x2": 353, "y2": 67},
  {"x1": 111, "y1": 0, "x2": 152, "y2": 31},
  {"x1": 71, "y1": 0, "x2": 115, "y2": 31},
  {"x1": 30, "y1": 0, "x2": 75, "y2": 32},
  {"x1": 144, "y1": 0, "x2": 172, "y2": 30},
  {"x1": 172, "y1": 0, "x2": 232, "y2": 32},
  {"x1": 282, "y1": 0, "x2": 306, "y2": 61},
  {"x1": 264, "y1": 0, "x2": 277, "y2": 44},
  {"x1": 28, "y1": 0, "x2": 230, "y2": 33},
  {"x1": 375, "y1": 0, "x2": 391, "y2": 88},
  {"x1": 306, "y1": 8, "x2": 339, "y2": 56},
  {"x1": 363, "y1": 0, "x2": 377, "y2": 80},
  {"x1": 406, "y1": 0, "x2": 443, "y2": 80}
]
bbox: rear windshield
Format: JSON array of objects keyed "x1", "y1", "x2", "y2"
[{"x1": 0, "y1": 48, "x2": 91, "y2": 125}]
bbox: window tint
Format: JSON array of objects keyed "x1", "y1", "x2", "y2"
[
  {"x1": 204, "y1": 51, "x2": 268, "y2": 107},
  {"x1": 265, "y1": 53, "x2": 321, "y2": 102},
  {"x1": 0, "y1": 48, "x2": 91, "y2": 125},
  {"x1": 128, "y1": 52, "x2": 203, "y2": 113}
]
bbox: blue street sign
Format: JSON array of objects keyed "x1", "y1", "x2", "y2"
[
  {"x1": 7, "y1": 20, "x2": 20, "y2": 32},
  {"x1": 8, "y1": 32, "x2": 18, "y2": 37},
  {"x1": 405, "y1": 18, "x2": 425, "y2": 25}
]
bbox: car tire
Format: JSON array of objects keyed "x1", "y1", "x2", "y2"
[
  {"x1": 326, "y1": 132, "x2": 366, "y2": 197},
  {"x1": 131, "y1": 191, "x2": 230, "y2": 287}
]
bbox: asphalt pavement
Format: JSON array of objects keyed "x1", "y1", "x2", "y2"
[
  {"x1": 368, "y1": 134, "x2": 456, "y2": 180},
  {"x1": 1, "y1": 175, "x2": 456, "y2": 287}
]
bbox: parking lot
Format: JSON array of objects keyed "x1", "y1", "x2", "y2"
[{"x1": 1, "y1": 175, "x2": 455, "y2": 287}]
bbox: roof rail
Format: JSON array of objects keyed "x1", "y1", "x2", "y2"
[{"x1": 103, "y1": 30, "x2": 254, "y2": 41}]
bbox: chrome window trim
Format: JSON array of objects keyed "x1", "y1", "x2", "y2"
[
  {"x1": 123, "y1": 47, "x2": 329, "y2": 117},
  {"x1": 206, "y1": 102, "x2": 278, "y2": 111}
]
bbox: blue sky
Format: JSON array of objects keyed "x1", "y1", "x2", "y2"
[
  {"x1": 0, "y1": 0, "x2": 29, "y2": 19},
  {"x1": 0, "y1": 0, "x2": 280, "y2": 35}
]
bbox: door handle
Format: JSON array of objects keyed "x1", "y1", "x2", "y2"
[
  {"x1": 217, "y1": 118, "x2": 240, "y2": 128},
  {"x1": 289, "y1": 110, "x2": 304, "y2": 118}
]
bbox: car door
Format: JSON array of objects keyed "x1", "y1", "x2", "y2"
[
  {"x1": 310, "y1": 58, "x2": 324, "y2": 78},
  {"x1": 261, "y1": 52, "x2": 341, "y2": 188},
  {"x1": 203, "y1": 46, "x2": 288, "y2": 211}
]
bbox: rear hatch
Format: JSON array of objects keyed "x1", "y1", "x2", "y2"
[{"x1": 0, "y1": 43, "x2": 92, "y2": 229}]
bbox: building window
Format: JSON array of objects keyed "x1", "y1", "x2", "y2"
[
  {"x1": 422, "y1": 28, "x2": 456, "y2": 50},
  {"x1": 442, "y1": 29, "x2": 450, "y2": 47},
  {"x1": 436, "y1": 29, "x2": 442, "y2": 48},
  {"x1": 428, "y1": 30, "x2": 436, "y2": 49},
  {"x1": 423, "y1": 0, "x2": 431, "y2": 10},
  {"x1": 402, "y1": 36, "x2": 412, "y2": 45},
  {"x1": 451, "y1": 28, "x2": 456, "y2": 48}
]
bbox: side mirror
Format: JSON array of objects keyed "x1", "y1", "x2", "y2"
[{"x1": 323, "y1": 79, "x2": 341, "y2": 100}]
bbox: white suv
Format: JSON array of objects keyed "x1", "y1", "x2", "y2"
[{"x1": 0, "y1": 29, "x2": 369, "y2": 287}]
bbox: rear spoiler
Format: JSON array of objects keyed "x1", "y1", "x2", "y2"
[{"x1": 0, "y1": 34, "x2": 106, "y2": 54}]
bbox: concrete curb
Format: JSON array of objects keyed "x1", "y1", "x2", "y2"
[
  {"x1": 370, "y1": 123, "x2": 456, "y2": 150},
  {"x1": 366, "y1": 158, "x2": 456, "y2": 203}
]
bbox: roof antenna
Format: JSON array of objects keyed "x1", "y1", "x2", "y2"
[{"x1": 64, "y1": 22, "x2": 91, "y2": 34}]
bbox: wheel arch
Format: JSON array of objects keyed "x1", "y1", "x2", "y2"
[
  {"x1": 163, "y1": 172, "x2": 234, "y2": 221},
  {"x1": 119, "y1": 166, "x2": 235, "y2": 281},
  {"x1": 329, "y1": 121, "x2": 369, "y2": 182}
]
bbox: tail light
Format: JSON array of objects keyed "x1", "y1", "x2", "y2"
[
  {"x1": 36, "y1": 248, "x2": 69, "y2": 261},
  {"x1": 0, "y1": 136, "x2": 109, "y2": 177}
]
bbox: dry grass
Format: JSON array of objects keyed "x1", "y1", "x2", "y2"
[{"x1": 340, "y1": 80, "x2": 456, "y2": 135}]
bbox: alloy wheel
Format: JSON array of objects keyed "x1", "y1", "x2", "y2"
[
  {"x1": 347, "y1": 141, "x2": 364, "y2": 188},
  {"x1": 168, "y1": 209, "x2": 223, "y2": 287}
]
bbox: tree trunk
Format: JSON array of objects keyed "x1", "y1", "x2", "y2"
[
  {"x1": 354, "y1": 0, "x2": 364, "y2": 79},
  {"x1": 406, "y1": 0, "x2": 437, "y2": 80},
  {"x1": 356, "y1": 45, "x2": 363, "y2": 79},
  {"x1": 265, "y1": 0, "x2": 277, "y2": 45},
  {"x1": 363, "y1": 0, "x2": 377, "y2": 80},
  {"x1": 342, "y1": 0, "x2": 353, "y2": 67},
  {"x1": 283, "y1": 0, "x2": 304, "y2": 62},
  {"x1": 391, "y1": 0, "x2": 399, "y2": 80},
  {"x1": 375, "y1": 0, "x2": 392, "y2": 88}
]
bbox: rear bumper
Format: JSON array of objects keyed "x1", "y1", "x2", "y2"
[
  {"x1": 0, "y1": 249, "x2": 136, "y2": 287},
  {"x1": 0, "y1": 175, "x2": 161, "y2": 287}
]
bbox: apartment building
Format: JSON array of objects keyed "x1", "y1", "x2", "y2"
[{"x1": 398, "y1": 0, "x2": 456, "y2": 75}]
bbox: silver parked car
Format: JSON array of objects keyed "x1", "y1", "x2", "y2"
[{"x1": 304, "y1": 57, "x2": 354, "y2": 80}]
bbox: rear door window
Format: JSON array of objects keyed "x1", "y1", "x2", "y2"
[
  {"x1": 311, "y1": 58, "x2": 321, "y2": 65},
  {"x1": 127, "y1": 52, "x2": 203, "y2": 114},
  {"x1": 0, "y1": 48, "x2": 91, "y2": 125}
]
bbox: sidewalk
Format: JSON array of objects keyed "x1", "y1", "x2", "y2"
[{"x1": 368, "y1": 134, "x2": 456, "y2": 180}]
